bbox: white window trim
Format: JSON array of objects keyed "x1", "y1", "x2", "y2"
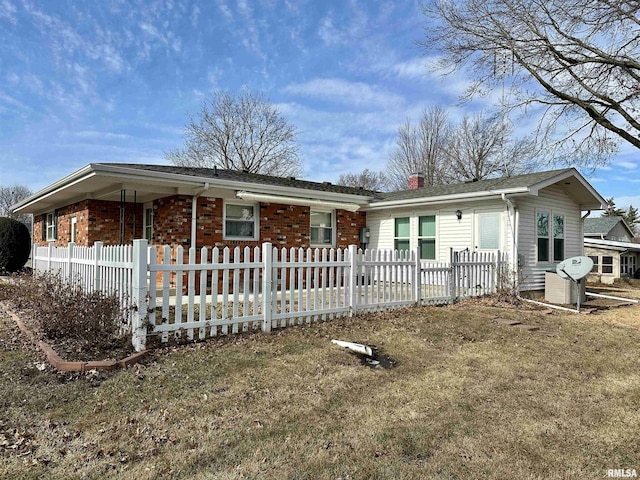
[
  {"x1": 601, "y1": 255, "x2": 614, "y2": 275},
  {"x1": 223, "y1": 201, "x2": 260, "y2": 241},
  {"x1": 393, "y1": 216, "x2": 411, "y2": 253},
  {"x1": 418, "y1": 214, "x2": 437, "y2": 260},
  {"x1": 45, "y1": 212, "x2": 56, "y2": 241},
  {"x1": 143, "y1": 203, "x2": 154, "y2": 242},
  {"x1": 476, "y1": 212, "x2": 501, "y2": 251},
  {"x1": 536, "y1": 209, "x2": 567, "y2": 264},
  {"x1": 552, "y1": 213, "x2": 565, "y2": 262},
  {"x1": 310, "y1": 208, "x2": 336, "y2": 247},
  {"x1": 70, "y1": 217, "x2": 77, "y2": 243}
]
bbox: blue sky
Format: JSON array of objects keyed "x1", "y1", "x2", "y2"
[{"x1": 0, "y1": 0, "x2": 638, "y2": 211}]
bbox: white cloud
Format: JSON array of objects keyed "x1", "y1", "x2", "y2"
[
  {"x1": 190, "y1": 4, "x2": 200, "y2": 27},
  {"x1": 215, "y1": 0, "x2": 233, "y2": 22},
  {"x1": 616, "y1": 160, "x2": 638, "y2": 170},
  {"x1": 72, "y1": 130, "x2": 133, "y2": 141},
  {"x1": 283, "y1": 78, "x2": 404, "y2": 110},
  {"x1": 0, "y1": 0, "x2": 17, "y2": 25},
  {"x1": 392, "y1": 58, "x2": 430, "y2": 80}
]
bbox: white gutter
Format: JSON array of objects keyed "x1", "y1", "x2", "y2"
[
  {"x1": 364, "y1": 188, "x2": 529, "y2": 211},
  {"x1": 191, "y1": 183, "x2": 210, "y2": 249},
  {"x1": 235, "y1": 191, "x2": 361, "y2": 212}
]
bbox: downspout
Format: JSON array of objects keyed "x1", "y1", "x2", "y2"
[
  {"x1": 581, "y1": 210, "x2": 591, "y2": 253},
  {"x1": 501, "y1": 193, "x2": 518, "y2": 271},
  {"x1": 191, "y1": 183, "x2": 210, "y2": 249}
]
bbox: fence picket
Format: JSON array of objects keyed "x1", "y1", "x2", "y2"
[{"x1": 33, "y1": 241, "x2": 510, "y2": 351}]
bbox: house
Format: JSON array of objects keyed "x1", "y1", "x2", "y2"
[
  {"x1": 12, "y1": 163, "x2": 607, "y2": 292},
  {"x1": 584, "y1": 216, "x2": 635, "y2": 241},
  {"x1": 583, "y1": 216, "x2": 639, "y2": 282}
]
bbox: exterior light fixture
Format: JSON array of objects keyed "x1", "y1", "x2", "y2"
[{"x1": 455, "y1": 209, "x2": 462, "y2": 221}]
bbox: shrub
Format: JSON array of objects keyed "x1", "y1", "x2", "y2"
[
  {"x1": 5, "y1": 273, "x2": 124, "y2": 348},
  {"x1": 0, "y1": 217, "x2": 31, "y2": 273}
]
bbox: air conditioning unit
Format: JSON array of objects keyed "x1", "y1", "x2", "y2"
[{"x1": 544, "y1": 272, "x2": 586, "y2": 305}]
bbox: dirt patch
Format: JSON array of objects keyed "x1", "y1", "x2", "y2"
[{"x1": 44, "y1": 335, "x2": 135, "y2": 363}]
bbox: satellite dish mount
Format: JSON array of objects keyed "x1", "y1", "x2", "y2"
[{"x1": 555, "y1": 256, "x2": 593, "y2": 312}]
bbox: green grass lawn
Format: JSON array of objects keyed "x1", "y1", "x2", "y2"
[{"x1": 1, "y1": 300, "x2": 639, "y2": 479}]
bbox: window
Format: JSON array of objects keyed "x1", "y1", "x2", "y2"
[
  {"x1": 310, "y1": 210, "x2": 334, "y2": 246},
  {"x1": 589, "y1": 256, "x2": 599, "y2": 273},
  {"x1": 224, "y1": 203, "x2": 258, "y2": 240},
  {"x1": 478, "y1": 213, "x2": 500, "y2": 250},
  {"x1": 418, "y1": 215, "x2": 436, "y2": 260},
  {"x1": 70, "y1": 217, "x2": 77, "y2": 243},
  {"x1": 394, "y1": 217, "x2": 410, "y2": 254},
  {"x1": 536, "y1": 211, "x2": 566, "y2": 263},
  {"x1": 602, "y1": 256, "x2": 614, "y2": 274},
  {"x1": 553, "y1": 215, "x2": 564, "y2": 262},
  {"x1": 45, "y1": 212, "x2": 57, "y2": 241},
  {"x1": 537, "y1": 212, "x2": 549, "y2": 262},
  {"x1": 144, "y1": 206, "x2": 153, "y2": 241},
  {"x1": 621, "y1": 255, "x2": 637, "y2": 277}
]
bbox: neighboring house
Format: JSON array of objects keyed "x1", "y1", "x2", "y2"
[
  {"x1": 12, "y1": 163, "x2": 607, "y2": 292},
  {"x1": 584, "y1": 216, "x2": 635, "y2": 241},
  {"x1": 584, "y1": 216, "x2": 639, "y2": 282}
]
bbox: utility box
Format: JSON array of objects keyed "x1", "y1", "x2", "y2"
[{"x1": 544, "y1": 272, "x2": 586, "y2": 304}]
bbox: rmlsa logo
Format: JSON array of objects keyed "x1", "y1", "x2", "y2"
[{"x1": 608, "y1": 469, "x2": 638, "y2": 478}]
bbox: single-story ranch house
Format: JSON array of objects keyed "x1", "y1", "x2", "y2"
[
  {"x1": 584, "y1": 216, "x2": 640, "y2": 282},
  {"x1": 13, "y1": 163, "x2": 607, "y2": 292}
]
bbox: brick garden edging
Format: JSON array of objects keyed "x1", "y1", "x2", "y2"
[{"x1": 3, "y1": 304, "x2": 148, "y2": 372}]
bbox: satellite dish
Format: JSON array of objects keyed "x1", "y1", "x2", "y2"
[{"x1": 556, "y1": 256, "x2": 593, "y2": 281}]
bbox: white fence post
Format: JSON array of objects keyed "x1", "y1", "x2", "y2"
[
  {"x1": 94, "y1": 241, "x2": 103, "y2": 292},
  {"x1": 261, "y1": 242, "x2": 273, "y2": 333},
  {"x1": 47, "y1": 243, "x2": 53, "y2": 272},
  {"x1": 131, "y1": 239, "x2": 149, "y2": 351},
  {"x1": 414, "y1": 247, "x2": 421, "y2": 304},
  {"x1": 67, "y1": 242, "x2": 75, "y2": 283},
  {"x1": 348, "y1": 245, "x2": 358, "y2": 316},
  {"x1": 449, "y1": 247, "x2": 456, "y2": 303}
]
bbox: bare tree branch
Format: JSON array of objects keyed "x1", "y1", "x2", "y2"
[
  {"x1": 167, "y1": 89, "x2": 302, "y2": 177},
  {"x1": 0, "y1": 185, "x2": 32, "y2": 225},
  {"x1": 336, "y1": 169, "x2": 389, "y2": 191},
  {"x1": 423, "y1": 0, "x2": 640, "y2": 167}
]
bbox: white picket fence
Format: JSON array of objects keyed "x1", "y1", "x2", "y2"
[{"x1": 33, "y1": 241, "x2": 508, "y2": 351}]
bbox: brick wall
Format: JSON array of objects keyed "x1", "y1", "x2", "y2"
[
  {"x1": 145, "y1": 195, "x2": 367, "y2": 290},
  {"x1": 33, "y1": 200, "x2": 143, "y2": 247},
  {"x1": 148, "y1": 195, "x2": 364, "y2": 250},
  {"x1": 87, "y1": 200, "x2": 143, "y2": 245}
]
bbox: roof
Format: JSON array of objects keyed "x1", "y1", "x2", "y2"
[
  {"x1": 366, "y1": 167, "x2": 606, "y2": 210},
  {"x1": 12, "y1": 163, "x2": 377, "y2": 215},
  {"x1": 584, "y1": 237, "x2": 640, "y2": 252},
  {"x1": 13, "y1": 163, "x2": 607, "y2": 215},
  {"x1": 375, "y1": 169, "x2": 574, "y2": 202},
  {"x1": 584, "y1": 216, "x2": 633, "y2": 236},
  {"x1": 103, "y1": 163, "x2": 379, "y2": 197}
]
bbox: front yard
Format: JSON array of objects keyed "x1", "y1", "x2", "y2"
[{"x1": 1, "y1": 293, "x2": 639, "y2": 479}]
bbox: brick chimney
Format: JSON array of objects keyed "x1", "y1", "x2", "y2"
[{"x1": 408, "y1": 172, "x2": 425, "y2": 190}]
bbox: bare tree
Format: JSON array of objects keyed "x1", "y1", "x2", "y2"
[
  {"x1": 336, "y1": 169, "x2": 388, "y2": 191},
  {"x1": 167, "y1": 89, "x2": 302, "y2": 177},
  {"x1": 446, "y1": 111, "x2": 536, "y2": 181},
  {"x1": 0, "y1": 185, "x2": 32, "y2": 225},
  {"x1": 386, "y1": 106, "x2": 451, "y2": 191},
  {"x1": 423, "y1": 0, "x2": 640, "y2": 168}
]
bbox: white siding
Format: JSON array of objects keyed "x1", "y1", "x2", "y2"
[
  {"x1": 517, "y1": 185, "x2": 582, "y2": 291},
  {"x1": 366, "y1": 199, "x2": 513, "y2": 264}
]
